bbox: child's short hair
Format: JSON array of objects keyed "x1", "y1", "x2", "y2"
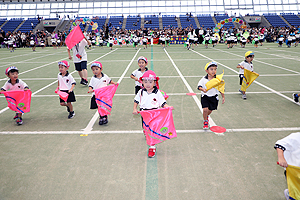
[
  {"x1": 90, "y1": 61, "x2": 103, "y2": 69},
  {"x1": 5, "y1": 66, "x2": 18, "y2": 75},
  {"x1": 204, "y1": 61, "x2": 218, "y2": 71},
  {"x1": 245, "y1": 51, "x2": 254, "y2": 58},
  {"x1": 137, "y1": 56, "x2": 148, "y2": 63},
  {"x1": 58, "y1": 60, "x2": 70, "y2": 69}
]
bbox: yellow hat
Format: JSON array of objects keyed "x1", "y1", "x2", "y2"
[
  {"x1": 245, "y1": 51, "x2": 254, "y2": 57},
  {"x1": 204, "y1": 61, "x2": 218, "y2": 71}
]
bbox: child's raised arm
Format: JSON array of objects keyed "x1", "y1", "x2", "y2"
[
  {"x1": 67, "y1": 49, "x2": 72, "y2": 60},
  {"x1": 276, "y1": 148, "x2": 288, "y2": 168},
  {"x1": 133, "y1": 102, "x2": 139, "y2": 115},
  {"x1": 69, "y1": 83, "x2": 75, "y2": 93},
  {"x1": 220, "y1": 92, "x2": 225, "y2": 104},
  {"x1": 237, "y1": 64, "x2": 244, "y2": 69},
  {"x1": 88, "y1": 86, "x2": 94, "y2": 93},
  {"x1": 110, "y1": 80, "x2": 118, "y2": 85},
  {"x1": 198, "y1": 86, "x2": 207, "y2": 93},
  {"x1": 130, "y1": 74, "x2": 139, "y2": 81}
]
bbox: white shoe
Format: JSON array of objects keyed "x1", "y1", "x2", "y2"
[
  {"x1": 284, "y1": 189, "x2": 289, "y2": 200},
  {"x1": 242, "y1": 94, "x2": 247, "y2": 100}
]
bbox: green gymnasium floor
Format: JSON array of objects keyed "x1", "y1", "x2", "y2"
[{"x1": 0, "y1": 43, "x2": 299, "y2": 199}]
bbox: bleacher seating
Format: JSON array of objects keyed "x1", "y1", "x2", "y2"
[
  {"x1": 281, "y1": 14, "x2": 300, "y2": 27},
  {"x1": 1, "y1": 18, "x2": 23, "y2": 33},
  {"x1": 180, "y1": 15, "x2": 197, "y2": 28},
  {"x1": 197, "y1": 16, "x2": 215, "y2": 29},
  {"x1": 215, "y1": 15, "x2": 235, "y2": 29},
  {"x1": 125, "y1": 16, "x2": 141, "y2": 30},
  {"x1": 16, "y1": 18, "x2": 39, "y2": 33},
  {"x1": 87, "y1": 18, "x2": 106, "y2": 32},
  {"x1": 0, "y1": 18, "x2": 7, "y2": 27},
  {"x1": 107, "y1": 16, "x2": 123, "y2": 30},
  {"x1": 264, "y1": 14, "x2": 288, "y2": 27},
  {"x1": 162, "y1": 16, "x2": 178, "y2": 28},
  {"x1": 144, "y1": 15, "x2": 159, "y2": 29}
]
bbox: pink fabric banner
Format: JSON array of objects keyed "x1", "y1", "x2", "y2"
[
  {"x1": 55, "y1": 87, "x2": 69, "y2": 102},
  {"x1": 2, "y1": 90, "x2": 32, "y2": 113},
  {"x1": 65, "y1": 25, "x2": 85, "y2": 50},
  {"x1": 139, "y1": 107, "x2": 177, "y2": 146},
  {"x1": 94, "y1": 83, "x2": 119, "y2": 116}
]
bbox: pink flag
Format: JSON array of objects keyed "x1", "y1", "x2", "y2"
[
  {"x1": 94, "y1": 83, "x2": 119, "y2": 116},
  {"x1": 2, "y1": 90, "x2": 32, "y2": 113},
  {"x1": 139, "y1": 107, "x2": 177, "y2": 146},
  {"x1": 55, "y1": 87, "x2": 69, "y2": 102},
  {"x1": 65, "y1": 25, "x2": 85, "y2": 50}
]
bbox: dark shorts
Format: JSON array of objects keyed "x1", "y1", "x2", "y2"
[
  {"x1": 59, "y1": 90, "x2": 76, "y2": 103},
  {"x1": 90, "y1": 95, "x2": 107, "y2": 117},
  {"x1": 239, "y1": 74, "x2": 244, "y2": 85},
  {"x1": 90, "y1": 95, "x2": 97, "y2": 109},
  {"x1": 75, "y1": 61, "x2": 87, "y2": 71},
  {"x1": 201, "y1": 95, "x2": 219, "y2": 111},
  {"x1": 135, "y1": 85, "x2": 141, "y2": 95}
]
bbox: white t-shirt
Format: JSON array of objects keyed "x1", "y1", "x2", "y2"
[
  {"x1": 71, "y1": 39, "x2": 88, "y2": 63},
  {"x1": 131, "y1": 68, "x2": 148, "y2": 86},
  {"x1": 134, "y1": 87, "x2": 166, "y2": 110},
  {"x1": 197, "y1": 75, "x2": 220, "y2": 97},
  {"x1": 89, "y1": 73, "x2": 111, "y2": 95},
  {"x1": 58, "y1": 72, "x2": 76, "y2": 90},
  {"x1": 238, "y1": 60, "x2": 253, "y2": 75},
  {"x1": 275, "y1": 132, "x2": 300, "y2": 168},
  {"x1": 1, "y1": 79, "x2": 29, "y2": 91}
]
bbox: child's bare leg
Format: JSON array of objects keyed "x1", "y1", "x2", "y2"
[
  {"x1": 67, "y1": 102, "x2": 73, "y2": 112},
  {"x1": 203, "y1": 107, "x2": 212, "y2": 121},
  {"x1": 17, "y1": 113, "x2": 22, "y2": 118}
]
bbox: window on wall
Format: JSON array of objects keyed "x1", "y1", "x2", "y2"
[{"x1": 1, "y1": 0, "x2": 300, "y2": 19}]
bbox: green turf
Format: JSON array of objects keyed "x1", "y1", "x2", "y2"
[{"x1": 0, "y1": 43, "x2": 299, "y2": 199}]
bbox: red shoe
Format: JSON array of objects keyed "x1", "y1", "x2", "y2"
[
  {"x1": 203, "y1": 120, "x2": 209, "y2": 130},
  {"x1": 148, "y1": 146, "x2": 156, "y2": 158}
]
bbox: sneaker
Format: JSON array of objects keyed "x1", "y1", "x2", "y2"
[
  {"x1": 148, "y1": 146, "x2": 156, "y2": 158},
  {"x1": 284, "y1": 189, "x2": 289, "y2": 200},
  {"x1": 80, "y1": 78, "x2": 88, "y2": 86},
  {"x1": 99, "y1": 118, "x2": 103, "y2": 125},
  {"x1": 242, "y1": 94, "x2": 247, "y2": 100},
  {"x1": 16, "y1": 117, "x2": 23, "y2": 125},
  {"x1": 68, "y1": 111, "x2": 75, "y2": 119},
  {"x1": 203, "y1": 120, "x2": 209, "y2": 130},
  {"x1": 102, "y1": 116, "x2": 108, "y2": 124},
  {"x1": 293, "y1": 93, "x2": 299, "y2": 103}
]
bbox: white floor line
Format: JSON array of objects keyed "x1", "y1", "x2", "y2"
[
  {"x1": 191, "y1": 49, "x2": 299, "y2": 105},
  {"x1": 0, "y1": 49, "x2": 115, "y2": 115},
  {"x1": 4, "y1": 90, "x2": 299, "y2": 99},
  {"x1": 82, "y1": 48, "x2": 140, "y2": 133},
  {"x1": 0, "y1": 52, "x2": 73, "y2": 82},
  {"x1": 214, "y1": 48, "x2": 300, "y2": 75},
  {"x1": 0, "y1": 49, "x2": 50, "y2": 61},
  {"x1": 252, "y1": 49, "x2": 300, "y2": 62},
  {"x1": 1, "y1": 126, "x2": 300, "y2": 135},
  {"x1": 0, "y1": 50, "x2": 68, "y2": 69},
  {"x1": 3, "y1": 73, "x2": 299, "y2": 82},
  {"x1": 164, "y1": 48, "x2": 217, "y2": 128}
]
